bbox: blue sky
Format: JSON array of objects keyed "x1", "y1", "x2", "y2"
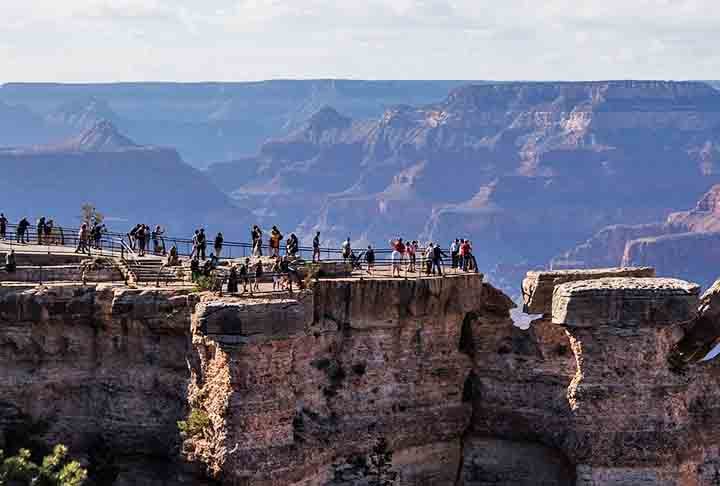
[{"x1": 2, "y1": 0, "x2": 719, "y2": 82}]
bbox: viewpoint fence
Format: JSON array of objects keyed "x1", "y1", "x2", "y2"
[{"x1": 1, "y1": 221, "x2": 480, "y2": 281}]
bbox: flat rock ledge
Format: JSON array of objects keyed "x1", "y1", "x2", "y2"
[
  {"x1": 552, "y1": 277, "x2": 700, "y2": 328},
  {"x1": 522, "y1": 267, "x2": 655, "y2": 315}
]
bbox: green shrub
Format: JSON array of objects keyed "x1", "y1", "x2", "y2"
[
  {"x1": 0, "y1": 444, "x2": 87, "y2": 486},
  {"x1": 194, "y1": 275, "x2": 217, "y2": 292},
  {"x1": 177, "y1": 409, "x2": 211, "y2": 438}
]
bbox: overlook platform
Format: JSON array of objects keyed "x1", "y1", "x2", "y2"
[{"x1": 0, "y1": 240, "x2": 480, "y2": 297}]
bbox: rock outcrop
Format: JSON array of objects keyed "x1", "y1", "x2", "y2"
[
  {"x1": 522, "y1": 267, "x2": 655, "y2": 315},
  {"x1": 4, "y1": 268, "x2": 720, "y2": 485},
  {"x1": 0, "y1": 284, "x2": 205, "y2": 483},
  {"x1": 186, "y1": 275, "x2": 489, "y2": 485}
]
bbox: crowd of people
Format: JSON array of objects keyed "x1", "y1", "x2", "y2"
[
  {"x1": 334, "y1": 236, "x2": 478, "y2": 278},
  {"x1": 127, "y1": 224, "x2": 167, "y2": 257},
  {"x1": 1, "y1": 213, "x2": 481, "y2": 291}
]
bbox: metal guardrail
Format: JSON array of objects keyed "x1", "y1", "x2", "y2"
[
  {"x1": 1, "y1": 221, "x2": 475, "y2": 262},
  {"x1": 1, "y1": 221, "x2": 481, "y2": 287}
]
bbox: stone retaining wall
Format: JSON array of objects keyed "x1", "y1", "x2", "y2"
[{"x1": 0, "y1": 264, "x2": 124, "y2": 283}]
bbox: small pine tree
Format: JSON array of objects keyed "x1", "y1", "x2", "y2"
[
  {"x1": 0, "y1": 444, "x2": 87, "y2": 486},
  {"x1": 80, "y1": 203, "x2": 104, "y2": 227},
  {"x1": 366, "y1": 438, "x2": 399, "y2": 486}
]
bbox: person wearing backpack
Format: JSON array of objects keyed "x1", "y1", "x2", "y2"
[
  {"x1": 432, "y1": 243, "x2": 447, "y2": 276},
  {"x1": 197, "y1": 228, "x2": 207, "y2": 260}
]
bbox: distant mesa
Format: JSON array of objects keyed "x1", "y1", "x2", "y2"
[
  {"x1": 305, "y1": 106, "x2": 351, "y2": 131},
  {"x1": 0, "y1": 120, "x2": 144, "y2": 155},
  {"x1": 61, "y1": 120, "x2": 140, "y2": 152},
  {"x1": 45, "y1": 96, "x2": 119, "y2": 131}
]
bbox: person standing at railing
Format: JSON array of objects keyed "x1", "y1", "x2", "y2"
[
  {"x1": 214, "y1": 232, "x2": 224, "y2": 258},
  {"x1": 75, "y1": 223, "x2": 90, "y2": 255},
  {"x1": 152, "y1": 225, "x2": 166, "y2": 255},
  {"x1": 0, "y1": 213, "x2": 7, "y2": 240},
  {"x1": 191, "y1": 230, "x2": 199, "y2": 258},
  {"x1": 365, "y1": 245, "x2": 375, "y2": 275},
  {"x1": 312, "y1": 231, "x2": 321, "y2": 262},
  {"x1": 90, "y1": 222, "x2": 104, "y2": 250},
  {"x1": 16, "y1": 218, "x2": 30, "y2": 244},
  {"x1": 389, "y1": 238, "x2": 406, "y2": 276},
  {"x1": 432, "y1": 243, "x2": 447, "y2": 276},
  {"x1": 128, "y1": 224, "x2": 141, "y2": 250},
  {"x1": 424, "y1": 244, "x2": 434, "y2": 275},
  {"x1": 269, "y1": 226, "x2": 283, "y2": 258},
  {"x1": 45, "y1": 219, "x2": 54, "y2": 245},
  {"x1": 36, "y1": 217, "x2": 46, "y2": 245},
  {"x1": 251, "y1": 225, "x2": 263, "y2": 256},
  {"x1": 407, "y1": 240, "x2": 418, "y2": 273},
  {"x1": 458, "y1": 239, "x2": 467, "y2": 271},
  {"x1": 136, "y1": 225, "x2": 148, "y2": 257},
  {"x1": 464, "y1": 240, "x2": 476, "y2": 272},
  {"x1": 287, "y1": 233, "x2": 299, "y2": 258},
  {"x1": 450, "y1": 239, "x2": 459, "y2": 270},
  {"x1": 197, "y1": 228, "x2": 207, "y2": 260},
  {"x1": 342, "y1": 237, "x2": 352, "y2": 263}
]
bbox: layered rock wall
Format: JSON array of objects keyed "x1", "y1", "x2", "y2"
[
  {"x1": 4, "y1": 270, "x2": 720, "y2": 485},
  {"x1": 186, "y1": 275, "x2": 491, "y2": 485},
  {"x1": 0, "y1": 283, "x2": 202, "y2": 484}
]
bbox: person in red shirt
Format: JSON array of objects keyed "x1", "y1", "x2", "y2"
[
  {"x1": 407, "y1": 240, "x2": 417, "y2": 272},
  {"x1": 460, "y1": 240, "x2": 472, "y2": 271},
  {"x1": 390, "y1": 238, "x2": 406, "y2": 277}
]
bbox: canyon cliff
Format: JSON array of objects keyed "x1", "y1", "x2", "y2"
[
  {"x1": 3, "y1": 267, "x2": 720, "y2": 484},
  {"x1": 206, "y1": 81, "x2": 720, "y2": 269}
]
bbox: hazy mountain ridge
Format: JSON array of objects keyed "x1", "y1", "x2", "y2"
[
  {"x1": 0, "y1": 121, "x2": 243, "y2": 236},
  {"x1": 0, "y1": 80, "x2": 472, "y2": 165}
]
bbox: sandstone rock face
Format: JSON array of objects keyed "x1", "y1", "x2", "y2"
[
  {"x1": 4, "y1": 271, "x2": 720, "y2": 485},
  {"x1": 552, "y1": 277, "x2": 700, "y2": 327},
  {"x1": 550, "y1": 276, "x2": 720, "y2": 483},
  {"x1": 185, "y1": 275, "x2": 492, "y2": 485},
  {"x1": 0, "y1": 284, "x2": 204, "y2": 483},
  {"x1": 522, "y1": 267, "x2": 655, "y2": 315}
]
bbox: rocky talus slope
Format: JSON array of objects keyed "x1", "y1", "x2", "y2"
[{"x1": 3, "y1": 269, "x2": 720, "y2": 484}]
